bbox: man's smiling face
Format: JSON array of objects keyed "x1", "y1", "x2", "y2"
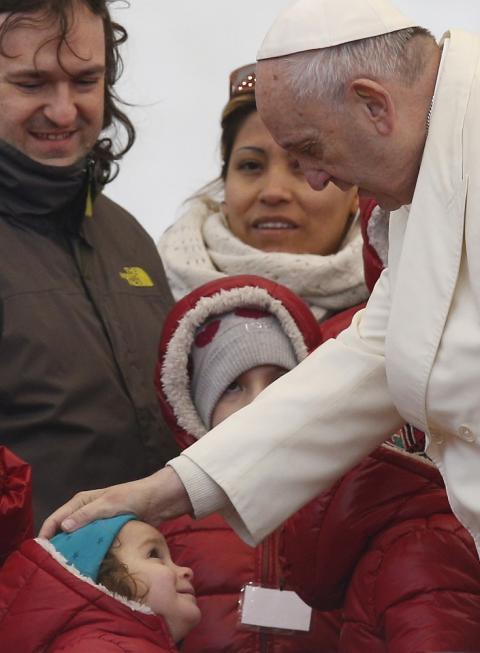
[{"x1": 0, "y1": 2, "x2": 106, "y2": 166}]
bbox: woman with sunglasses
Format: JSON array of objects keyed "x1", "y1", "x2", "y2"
[{"x1": 158, "y1": 63, "x2": 382, "y2": 327}]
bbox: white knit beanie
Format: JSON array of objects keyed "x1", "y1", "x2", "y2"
[{"x1": 190, "y1": 309, "x2": 298, "y2": 429}]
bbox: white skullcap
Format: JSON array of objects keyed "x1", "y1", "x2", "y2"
[{"x1": 257, "y1": 0, "x2": 418, "y2": 60}]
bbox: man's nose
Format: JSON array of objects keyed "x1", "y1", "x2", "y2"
[
  {"x1": 43, "y1": 84, "x2": 78, "y2": 126},
  {"x1": 303, "y1": 169, "x2": 332, "y2": 191}
]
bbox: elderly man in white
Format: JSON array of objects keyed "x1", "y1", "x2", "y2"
[{"x1": 42, "y1": 0, "x2": 480, "y2": 558}]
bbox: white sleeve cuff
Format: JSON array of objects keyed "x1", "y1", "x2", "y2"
[{"x1": 167, "y1": 454, "x2": 227, "y2": 519}]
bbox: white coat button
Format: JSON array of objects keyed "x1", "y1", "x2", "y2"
[{"x1": 458, "y1": 425, "x2": 475, "y2": 442}]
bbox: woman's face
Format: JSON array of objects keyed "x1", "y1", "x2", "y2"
[{"x1": 223, "y1": 111, "x2": 359, "y2": 255}]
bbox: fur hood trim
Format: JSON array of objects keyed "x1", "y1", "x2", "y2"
[{"x1": 160, "y1": 281, "x2": 317, "y2": 441}]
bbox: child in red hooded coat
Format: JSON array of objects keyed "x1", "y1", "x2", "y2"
[
  {"x1": 157, "y1": 274, "x2": 348, "y2": 653},
  {"x1": 0, "y1": 514, "x2": 201, "y2": 652}
]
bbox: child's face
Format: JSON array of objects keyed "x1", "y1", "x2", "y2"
[
  {"x1": 115, "y1": 521, "x2": 201, "y2": 642},
  {"x1": 211, "y1": 364, "x2": 287, "y2": 427}
]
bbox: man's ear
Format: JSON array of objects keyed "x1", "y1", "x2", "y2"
[{"x1": 348, "y1": 79, "x2": 395, "y2": 136}]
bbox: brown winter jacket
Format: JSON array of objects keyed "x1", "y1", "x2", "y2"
[{"x1": 0, "y1": 143, "x2": 177, "y2": 527}]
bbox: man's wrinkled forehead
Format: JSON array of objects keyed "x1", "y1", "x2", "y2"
[
  {"x1": 0, "y1": 6, "x2": 57, "y2": 30},
  {"x1": 255, "y1": 59, "x2": 307, "y2": 144},
  {"x1": 0, "y1": 8, "x2": 63, "y2": 53},
  {"x1": 255, "y1": 59, "x2": 286, "y2": 112},
  {"x1": 0, "y1": 2, "x2": 104, "y2": 48},
  {"x1": 0, "y1": 4, "x2": 105, "y2": 68}
]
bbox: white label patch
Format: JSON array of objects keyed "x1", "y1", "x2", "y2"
[{"x1": 240, "y1": 585, "x2": 312, "y2": 632}]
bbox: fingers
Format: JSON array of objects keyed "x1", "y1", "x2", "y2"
[
  {"x1": 38, "y1": 488, "x2": 107, "y2": 539},
  {"x1": 38, "y1": 514, "x2": 62, "y2": 540},
  {"x1": 38, "y1": 468, "x2": 193, "y2": 540}
]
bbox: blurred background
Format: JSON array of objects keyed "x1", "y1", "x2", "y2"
[{"x1": 106, "y1": 0, "x2": 480, "y2": 241}]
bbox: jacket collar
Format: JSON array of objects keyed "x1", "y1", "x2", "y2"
[{"x1": 0, "y1": 138, "x2": 94, "y2": 238}]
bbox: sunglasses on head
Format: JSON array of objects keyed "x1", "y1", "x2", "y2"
[{"x1": 229, "y1": 63, "x2": 256, "y2": 99}]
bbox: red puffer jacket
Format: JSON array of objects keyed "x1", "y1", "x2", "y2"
[
  {"x1": 0, "y1": 446, "x2": 33, "y2": 566},
  {"x1": 156, "y1": 276, "x2": 341, "y2": 653},
  {"x1": 283, "y1": 445, "x2": 480, "y2": 652},
  {"x1": 0, "y1": 538, "x2": 178, "y2": 652}
]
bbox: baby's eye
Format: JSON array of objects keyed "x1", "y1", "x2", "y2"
[
  {"x1": 224, "y1": 380, "x2": 242, "y2": 394},
  {"x1": 148, "y1": 548, "x2": 162, "y2": 559}
]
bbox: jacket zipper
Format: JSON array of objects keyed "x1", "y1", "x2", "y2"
[{"x1": 259, "y1": 531, "x2": 280, "y2": 653}]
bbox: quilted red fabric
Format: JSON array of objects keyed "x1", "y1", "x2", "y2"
[
  {"x1": 283, "y1": 446, "x2": 480, "y2": 651},
  {"x1": 0, "y1": 446, "x2": 33, "y2": 566}
]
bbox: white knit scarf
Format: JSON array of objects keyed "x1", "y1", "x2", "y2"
[{"x1": 158, "y1": 198, "x2": 368, "y2": 321}]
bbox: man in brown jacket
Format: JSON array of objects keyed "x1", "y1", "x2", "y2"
[{"x1": 0, "y1": 0, "x2": 177, "y2": 529}]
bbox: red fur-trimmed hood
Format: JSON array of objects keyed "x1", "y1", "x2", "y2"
[
  {"x1": 0, "y1": 539, "x2": 176, "y2": 652},
  {"x1": 155, "y1": 275, "x2": 321, "y2": 449}
]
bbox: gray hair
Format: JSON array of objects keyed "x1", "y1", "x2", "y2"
[{"x1": 279, "y1": 27, "x2": 435, "y2": 104}]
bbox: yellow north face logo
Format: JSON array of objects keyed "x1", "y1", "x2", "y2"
[{"x1": 119, "y1": 267, "x2": 154, "y2": 287}]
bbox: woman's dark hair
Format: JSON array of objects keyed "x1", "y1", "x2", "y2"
[
  {"x1": 0, "y1": 0, "x2": 135, "y2": 184},
  {"x1": 220, "y1": 91, "x2": 256, "y2": 181}
]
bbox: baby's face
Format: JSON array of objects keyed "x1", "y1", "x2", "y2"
[
  {"x1": 211, "y1": 364, "x2": 287, "y2": 427},
  {"x1": 115, "y1": 521, "x2": 201, "y2": 641}
]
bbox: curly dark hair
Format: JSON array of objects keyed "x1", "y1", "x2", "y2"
[
  {"x1": 0, "y1": 0, "x2": 135, "y2": 184},
  {"x1": 97, "y1": 546, "x2": 148, "y2": 602}
]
